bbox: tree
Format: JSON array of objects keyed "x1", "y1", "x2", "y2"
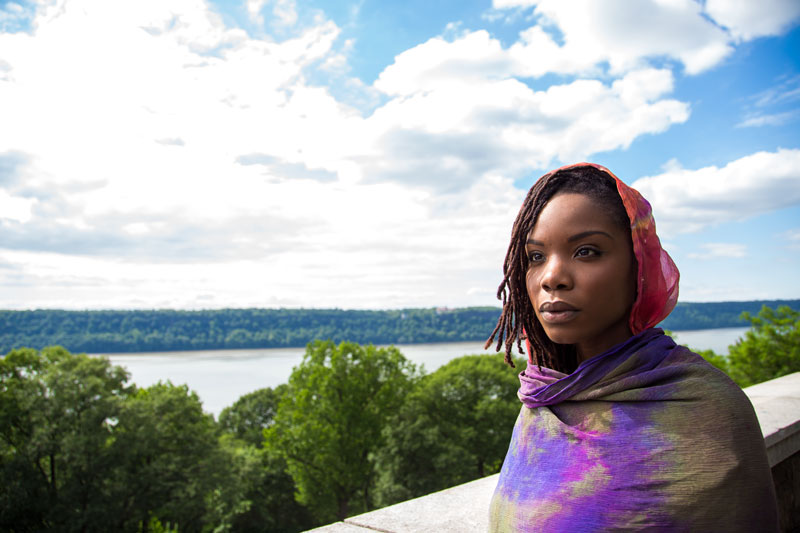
[
  {"x1": 1, "y1": 346, "x2": 287, "y2": 532},
  {"x1": 374, "y1": 353, "x2": 522, "y2": 506},
  {"x1": 724, "y1": 305, "x2": 800, "y2": 387},
  {"x1": 0, "y1": 346, "x2": 131, "y2": 531},
  {"x1": 109, "y1": 382, "x2": 223, "y2": 532},
  {"x1": 217, "y1": 387, "x2": 316, "y2": 532},
  {"x1": 265, "y1": 340, "x2": 418, "y2": 523},
  {"x1": 218, "y1": 385, "x2": 286, "y2": 449}
]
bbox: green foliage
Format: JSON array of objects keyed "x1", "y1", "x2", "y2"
[
  {"x1": 216, "y1": 388, "x2": 316, "y2": 532},
  {"x1": 214, "y1": 442, "x2": 315, "y2": 533},
  {"x1": 723, "y1": 305, "x2": 800, "y2": 387},
  {"x1": 0, "y1": 346, "x2": 131, "y2": 531},
  {"x1": 3, "y1": 302, "x2": 798, "y2": 354},
  {"x1": 659, "y1": 300, "x2": 798, "y2": 330},
  {"x1": 266, "y1": 340, "x2": 419, "y2": 522},
  {"x1": 0, "y1": 307, "x2": 505, "y2": 354},
  {"x1": 6, "y1": 308, "x2": 799, "y2": 532},
  {"x1": 110, "y1": 382, "x2": 224, "y2": 531},
  {"x1": 689, "y1": 305, "x2": 800, "y2": 388},
  {"x1": 375, "y1": 353, "x2": 523, "y2": 506},
  {"x1": 0, "y1": 347, "x2": 267, "y2": 533},
  {"x1": 9, "y1": 343, "x2": 524, "y2": 531},
  {"x1": 218, "y1": 385, "x2": 286, "y2": 449},
  {"x1": 5, "y1": 302, "x2": 800, "y2": 533},
  {"x1": 138, "y1": 516, "x2": 179, "y2": 533}
]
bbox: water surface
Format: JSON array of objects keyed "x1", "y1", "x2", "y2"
[{"x1": 101, "y1": 327, "x2": 748, "y2": 416}]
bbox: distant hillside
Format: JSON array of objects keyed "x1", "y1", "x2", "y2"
[
  {"x1": 0, "y1": 307, "x2": 499, "y2": 354},
  {"x1": 658, "y1": 300, "x2": 799, "y2": 331},
  {"x1": 0, "y1": 300, "x2": 797, "y2": 354}
]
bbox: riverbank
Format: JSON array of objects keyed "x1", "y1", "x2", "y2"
[
  {"x1": 101, "y1": 327, "x2": 748, "y2": 416},
  {"x1": 5, "y1": 300, "x2": 795, "y2": 354}
]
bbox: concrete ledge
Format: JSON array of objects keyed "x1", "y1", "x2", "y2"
[
  {"x1": 742, "y1": 372, "x2": 800, "y2": 467},
  {"x1": 309, "y1": 372, "x2": 800, "y2": 533},
  {"x1": 307, "y1": 474, "x2": 498, "y2": 533}
]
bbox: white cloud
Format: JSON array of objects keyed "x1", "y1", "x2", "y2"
[
  {"x1": 493, "y1": 0, "x2": 800, "y2": 76},
  {"x1": 705, "y1": 0, "x2": 800, "y2": 41},
  {"x1": 0, "y1": 1, "x2": 33, "y2": 33},
  {"x1": 737, "y1": 76, "x2": 800, "y2": 127},
  {"x1": 0, "y1": 190, "x2": 36, "y2": 223},
  {"x1": 246, "y1": 0, "x2": 267, "y2": 24},
  {"x1": 677, "y1": 281, "x2": 766, "y2": 302},
  {"x1": 369, "y1": 61, "x2": 688, "y2": 185},
  {"x1": 687, "y1": 243, "x2": 747, "y2": 259},
  {"x1": 0, "y1": 1, "x2": 354, "y2": 251},
  {"x1": 247, "y1": 0, "x2": 299, "y2": 30},
  {"x1": 271, "y1": 0, "x2": 298, "y2": 27},
  {"x1": 491, "y1": 0, "x2": 733, "y2": 75},
  {"x1": 374, "y1": 31, "x2": 510, "y2": 97},
  {"x1": 371, "y1": 26, "x2": 690, "y2": 183},
  {"x1": 737, "y1": 110, "x2": 800, "y2": 128},
  {"x1": 632, "y1": 149, "x2": 800, "y2": 235},
  {"x1": 784, "y1": 229, "x2": 800, "y2": 250},
  {"x1": 0, "y1": 0, "x2": 793, "y2": 309},
  {"x1": 751, "y1": 75, "x2": 800, "y2": 108},
  {"x1": 0, "y1": 0, "x2": 533, "y2": 309},
  {"x1": 492, "y1": 0, "x2": 535, "y2": 8}
]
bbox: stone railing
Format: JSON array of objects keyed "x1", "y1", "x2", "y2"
[{"x1": 310, "y1": 372, "x2": 800, "y2": 533}]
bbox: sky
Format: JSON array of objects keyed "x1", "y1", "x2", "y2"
[{"x1": 0, "y1": 0, "x2": 799, "y2": 311}]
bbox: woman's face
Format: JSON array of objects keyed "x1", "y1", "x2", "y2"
[{"x1": 525, "y1": 192, "x2": 636, "y2": 362}]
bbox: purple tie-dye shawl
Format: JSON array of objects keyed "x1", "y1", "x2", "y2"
[{"x1": 489, "y1": 328, "x2": 779, "y2": 532}]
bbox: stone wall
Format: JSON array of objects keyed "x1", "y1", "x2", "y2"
[{"x1": 772, "y1": 451, "x2": 799, "y2": 532}]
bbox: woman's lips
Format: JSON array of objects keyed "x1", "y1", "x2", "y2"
[
  {"x1": 539, "y1": 302, "x2": 579, "y2": 323},
  {"x1": 540, "y1": 310, "x2": 578, "y2": 323}
]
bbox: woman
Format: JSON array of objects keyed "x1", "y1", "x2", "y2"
[{"x1": 486, "y1": 163, "x2": 778, "y2": 531}]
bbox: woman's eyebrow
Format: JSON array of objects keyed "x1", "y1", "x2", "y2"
[
  {"x1": 527, "y1": 230, "x2": 613, "y2": 246},
  {"x1": 567, "y1": 230, "x2": 613, "y2": 242}
]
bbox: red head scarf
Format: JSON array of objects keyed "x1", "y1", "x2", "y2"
[{"x1": 547, "y1": 163, "x2": 680, "y2": 334}]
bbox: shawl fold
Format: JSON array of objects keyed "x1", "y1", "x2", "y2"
[{"x1": 489, "y1": 329, "x2": 779, "y2": 532}]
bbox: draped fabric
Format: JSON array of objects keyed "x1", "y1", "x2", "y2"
[
  {"x1": 610, "y1": 167, "x2": 679, "y2": 335},
  {"x1": 489, "y1": 329, "x2": 779, "y2": 532}
]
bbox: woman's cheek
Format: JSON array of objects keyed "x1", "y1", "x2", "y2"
[{"x1": 525, "y1": 270, "x2": 538, "y2": 303}]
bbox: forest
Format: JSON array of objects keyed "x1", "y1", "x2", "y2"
[
  {"x1": 1, "y1": 305, "x2": 798, "y2": 532},
  {"x1": 0, "y1": 299, "x2": 797, "y2": 354},
  {"x1": 1, "y1": 343, "x2": 525, "y2": 532}
]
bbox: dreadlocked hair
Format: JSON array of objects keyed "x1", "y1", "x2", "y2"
[{"x1": 485, "y1": 164, "x2": 633, "y2": 374}]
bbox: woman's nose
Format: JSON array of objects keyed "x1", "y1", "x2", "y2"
[{"x1": 541, "y1": 256, "x2": 572, "y2": 291}]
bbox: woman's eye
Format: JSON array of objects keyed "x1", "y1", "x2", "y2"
[
  {"x1": 528, "y1": 251, "x2": 544, "y2": 263},
  {"x1": 575, "y1": 247, "x2": 599, "y2": 258}
]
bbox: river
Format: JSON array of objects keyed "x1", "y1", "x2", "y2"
[{"x1": 100, "y1": 327, "x2": 749, "y2": 417}]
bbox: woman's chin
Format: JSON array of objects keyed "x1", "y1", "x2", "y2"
[{"x1": 541, "y1": 328, "x2": 577, "y2": 346}]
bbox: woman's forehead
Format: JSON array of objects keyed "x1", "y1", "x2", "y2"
[{"x1": 529, "y1": 193, "x2": 626, "y2": 237}]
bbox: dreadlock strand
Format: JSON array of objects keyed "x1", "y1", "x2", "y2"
[
  {"x1": 487, "y1": 170, "x2": 551, "y2": 369},
  {"x1": 487, "y1": 170, "x2": 578, "y2": 370}
]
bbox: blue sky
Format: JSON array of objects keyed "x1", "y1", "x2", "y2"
[{"x1": 0, "y1": 0, "x2": 798, "y2": 310}]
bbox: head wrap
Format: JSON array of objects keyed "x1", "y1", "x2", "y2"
[{"x1": 545, "y1": 162, "x2": 680, "y2": 334}]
